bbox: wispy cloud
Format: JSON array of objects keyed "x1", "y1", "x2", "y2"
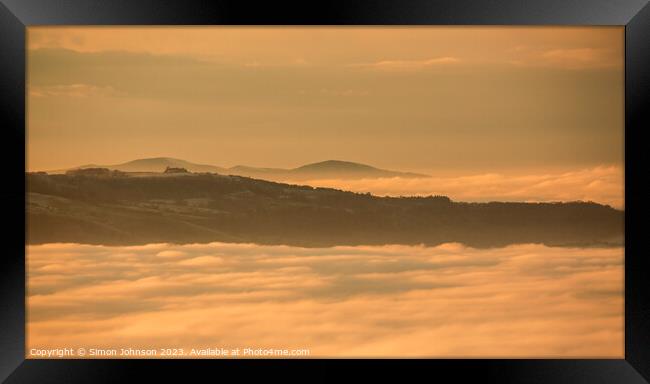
[
  {"x1": 540, "y1": 48, "x2": 620, "y2": 69},
  {"x1": 350, "y1": 57, "x2": 460, "y2": 71},
  {"x1": 297, "y1": 88, "x2": 370, "y2": 97},
  {"x1": 243, "y1": 57, "x2": 310, "y2": 68},
  {"x1": 29, "y1": 84, "x2": 123, "y2": 98},
  {"x1": 28, "y1": 242, "x2": 623, "y2": 357},
  {"x1": 509, "y1": 47, "x2": 621, "y2": 70}
]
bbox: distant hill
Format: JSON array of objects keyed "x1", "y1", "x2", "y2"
[
  {"x1": 27, "y1": 172, "x2": 623, "y2": 248},
  {"x1": 68, "y1": 157, "x2": 227, "y2": 174},
  {"x1": 55, "y1": 157, "x2": 429, "y2": 181},
  {"x1": 229, "y1": 160, "x2": 428, "y2": 181},
  {"x1": 291, "y1": 160, "x2": 426, "y2": 179}
]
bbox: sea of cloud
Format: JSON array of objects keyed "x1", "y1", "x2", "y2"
[
  {"x1": 288, "y1": 165, "x2": 624, "y2": 209},
  {"x1": 27, "y1": 241, "x2": 623, "y2": 358}
]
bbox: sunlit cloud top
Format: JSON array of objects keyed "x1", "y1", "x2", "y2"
[{"x1": 28, "y1": 241, "x2": 623, "y2": 357}]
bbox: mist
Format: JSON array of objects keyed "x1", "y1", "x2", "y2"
[
  {"x1": 290, "y1": 165, "x2": 624, "y2": 209},
  {"x1": 28, "y1": 242, "x2": 623, "y2": 357}
]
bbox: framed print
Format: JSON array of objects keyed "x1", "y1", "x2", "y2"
[{"x1": 1, "y1": 0, "x2": 649, "y2": 382}]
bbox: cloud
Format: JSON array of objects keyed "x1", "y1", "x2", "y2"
[
  {"x1": 350, "y1": 57, "x2": 460, "y2": 71},
  {"x1": 540, "y1": 48, "x2": 620, "y2": 69},
  {"x1": 509, "y1": 47, "x2": 621, "y2": 70},
  {"x1": 155, "y1": 250, "x2": 187, "y2": 259},
  {"x1": 29, "y1": 84, "x2": 123, "y2": 98},
  {"x1": 178, "y1": 256, "x2": 224, "y2": 267},
  {"x1": 27, "y1": 241, "x2": 623, "y2": 357},
  {"x1": 287, "y1": 165, "x2": 624, "y2": 209},
  {"x1": 243, "y1": 58, "x2": 310, "y2": 68}
]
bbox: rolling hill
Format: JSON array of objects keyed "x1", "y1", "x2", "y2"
[
  {"x1": 27, "y1": 171, "x2": 624, "y2": 248},
  {"x1": 69, "y1": 157, "x2": 226, "y2": 174},
  {"x1": 54, "y1": 157, "x2": 429, "y2": 181}
]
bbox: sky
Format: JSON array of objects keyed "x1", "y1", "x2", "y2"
[{"x1": 27, "y1": 27, "x2": 624, "y2": 174}]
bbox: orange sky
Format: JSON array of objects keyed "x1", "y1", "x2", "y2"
[{"x1": 27, "y1": 27, "x2": 623, "y2": 173}]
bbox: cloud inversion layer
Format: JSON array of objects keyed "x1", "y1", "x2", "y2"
[
  {"x1": 28, "y1": 242, "x2": 623, "y2": 357},
  {"x1": 291, "y1": 165, "x2": 624, "y2": 209}
]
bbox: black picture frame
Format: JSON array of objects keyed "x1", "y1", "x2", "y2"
[{"x1": 1, "y1": 0, "x2": 648, "y2": 382}]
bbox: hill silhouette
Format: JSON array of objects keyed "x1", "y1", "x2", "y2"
[
  {"x1": 27, "y1": 171, "x2": 623, "y2": 248},
  {"x1": 71, "y1": 157, "x2": 226, "y2": 174},
  {"x1": 55, "y1": 157, "x2": 428, "y2": 181},
  {"x1": 290, "y1": 160, "x2": 426, "y2": 179}
]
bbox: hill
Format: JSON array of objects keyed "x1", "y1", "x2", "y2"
[
  {"x1": 55, "y1": 158, "x2": 429, "y2": 181},
  {"x1": 289, "y1": 160, "x2": 426, "y2": 180},
  {"x1": 69, "y1": 157, "x2": 226, "y2": 174},
  {"x1": 26, "y1": 172, "x2": 623, "y2": 248}
]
